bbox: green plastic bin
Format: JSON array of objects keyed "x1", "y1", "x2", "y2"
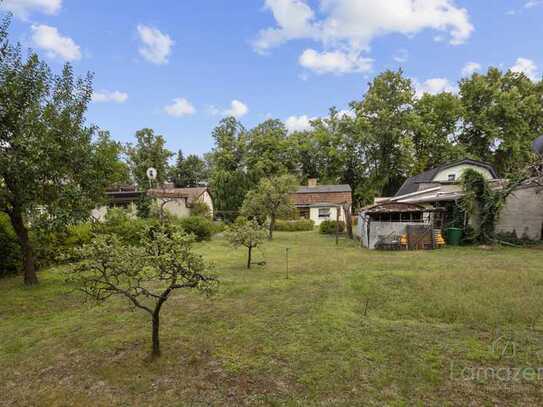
[{"x1": 445, "y1": 228, "x2": 463, "y2": 246}]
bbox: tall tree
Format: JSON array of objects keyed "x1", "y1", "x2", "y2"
[
  {"x1": 241, "y1": 174, "x2": 298, "y2": 240},
  {"x1": 459, "y1": 68, "x2": 543, "y2": 175},
  {"x1": 412, "y1": 92, "x2": 465, "y2": 173},
  {"x1": 0, "y1": 16, "x2": 121, "y2": 284},
  {"x1": 172, "y1": 150, "x2": 208, "y2": 187},
  {"x1": 127, "y1": 128, "x2": 173, "y2": 188},
  {"x1": 352, "y1": 70, "x2": 417, "y2": 199},
  {"x1": 208, "y1": 117, "x2": 250, "y2": 220},
  {"x1": 245, "y1": 119, "x2": 296, "y2": 183}
]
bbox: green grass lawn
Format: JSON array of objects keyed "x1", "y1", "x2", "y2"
[{"x1": 2, "y1": 232, "x2": 543, "y2": 406}]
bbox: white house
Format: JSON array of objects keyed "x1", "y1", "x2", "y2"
[{"x1": 290, "y1": 179, "x2": 352, "y2": 225}]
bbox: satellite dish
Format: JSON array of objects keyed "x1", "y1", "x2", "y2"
[
  {"x1": 146, "y1": 167, "x2": 157, "y2": 181},
  {"x1": 533, "y1": 135, "x2": 543, "y2": 156}
]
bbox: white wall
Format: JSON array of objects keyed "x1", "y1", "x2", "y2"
[
  {"x1": 433, "y1": 164, "x2": 495, "y2": 182},
  {"x1": 496, "y1": 186, "x2": 543, "y2": 240},
  {"x1": 309, "y1": 206, "x2": 344, "y2": 225}
]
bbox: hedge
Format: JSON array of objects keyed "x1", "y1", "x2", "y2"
[
  {"x1": 274, "y1": 219, "x2": 315, "y2": 232},
  {"x1": 319, "y1": 220, "x2": 345, "y2": 235}
]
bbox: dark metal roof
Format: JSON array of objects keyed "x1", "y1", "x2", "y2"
[
  {"x1": 296, "y1": 184, "x2": 352, "y2": 194},
  {"x1": 394, "y1": 159, "x2": 498, "y2": 197}
]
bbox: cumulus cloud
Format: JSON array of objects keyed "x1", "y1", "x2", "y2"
[
  {"x1": 254, "y1": 0, "x2": 473, "y2": 74},
  {"x1": 285, "y1": 115, "x2": 316, "y2": 133},
  {"x1": 1, "y1": 0, "x2": 61, "y2": 19},
  {"x1": 92, "y1": 90, "x2": 128, "y2": 104},
  {"x1": 415, "y1": 78, "x2": 457, "y2": 98},
  {"x1": 299, "y1": 49, "x2": 373, "y2": 74},
  {"x1": 31, "y1": 25, "x2": 81, "y2": 61},
  {"x1": 510, "y1": 57, "x2": 538, "y2": 81},
  {"x1": 224, "y1": 100, "x2": 249, "y2": 118},
  {"x1": 461, "y1": 62, "x2": 482, "y2": 77},
  {"x1": 164, "y1": 98, "x2": 196, "y2": 117},
  {"x1": 137, "y1": 25, "x2": 174, "y2": 65}
]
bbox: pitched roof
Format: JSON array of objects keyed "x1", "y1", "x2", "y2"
[
  {"x1": 147, "y1": 187, "x2": 208, "y2": 203},
  {"x1": 394, "y1": 159, "x2": 498, "y2": 197},
  {"x1": 290, "y1": 184, "x2": 352, "y2": 206},
  {"x1": 296, "y1": 184, "x2": 352, "y2": 194}
]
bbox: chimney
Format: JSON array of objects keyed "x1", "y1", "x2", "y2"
[{"x1": 307, "y1": 178, "x2": 318, "y2": 187}]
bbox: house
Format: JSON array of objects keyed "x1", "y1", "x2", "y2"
[
  {"x1": 381, "y1": 159, "x2": 543, "y2": 241},
  {"x1": 290, "y1": 179, "x2": 352, "y2": 225},
  {"x1": 92, "y1": 183, "x2": 213, "y2": 221}
]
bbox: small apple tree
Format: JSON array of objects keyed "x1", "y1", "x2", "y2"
[
  {"x1": 225, "y1": 217, "x2": 267, "y2": 269},
  {"x1": 67, "y1": 225, "x2": 217, "y2": 357}
]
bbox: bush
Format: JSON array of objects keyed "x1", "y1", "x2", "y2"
[
  {"x1": 95, "y1": 208, "x2": 154, "y2": 246},
  {"x1": 191, "y1": 201, "x2": 212, "y2": 219},
  {"x1": 319, "y1": 220, "x2": 345, "y2": 235},
  {"x1": 177, "y1": 216, "x2": 213, "y2": 241},
  {"x1": 0, "y1": 213, "x2": 21, "y2": 277},
  {"x1": 274, "y1": 219, "x2": 315, "y2": 232}
]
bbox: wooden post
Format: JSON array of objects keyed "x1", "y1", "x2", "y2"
[
  {"x1": 286, "y1": 248, "x2": 289, "y2": 279},
  {"x1": 335, "y1": 205, "x2": 340, "y2": 246}
]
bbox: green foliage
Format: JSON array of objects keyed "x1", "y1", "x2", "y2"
[
  {"x1": 208, "y1": 118, "x2": 251, "y2": 221},
  {"x1": 96, "y1": 208, "x2": 154, "y2": 246},
  {"x1": 177, "y1": 216, "x2": 213, "y2": 242},
  {"x1": 190, "y1": 201, "x2": 212, "y2": 219},
  {"x1": 66, "y1": 224, "x2": 217, "y2": 356},
  {"x1": 241, "y1": 174, "x2": 298, "y2": 239},
  {"x1": 172, "y1": 150, "x2": 208, "y2": 187},
  {"x1": 126, "y1": 128, "x2": 173, "y2": 188},
  {"x1": 319, "y1": 220, "x2": 345, "y2": 235},
  {"x1": 225, "y1": 217, "x2": 267, "y2": 268},
  {"x1": 274, "y1": 219, "x2": 315, "y2": 232},
  {"x1": 459, "y1": 169, "x2": 514, "y2": 244},
  {"x1": 0, "y1": 213, "x2": 20, "y2": 277}
]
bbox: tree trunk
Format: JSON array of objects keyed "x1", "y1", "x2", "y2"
[
  {"x1": 247, "y1": 245, "x2": 252, "y2": 269},
  {"x1": 151, "y1": 312, "x2": 161, "y2": 357},
  {"x1": 9, "y1": 208, "x2": 38, "y2": 286},
  {"x1": 268, "y1": 215, "x2": 275, "y2": 240}
]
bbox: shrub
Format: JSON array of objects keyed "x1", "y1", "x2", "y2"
[
  {"x1": 0, "y1": 213, "x2": 21, "y2": 277},
  {"x1": 96, "y1": 208, "x2": 153, "y2": 246},
  {"x1": 191, "y1": 201, "x2": 212, "y2": 219},
  {"x1": 178, "y1": 216, "x2": 213, "y2": 241},
  {"x1": 274, "y1": 219, "x2": 315, "y2": 232},
  {"x1": 319, "y1": 220, "x2": 345, "y2": 235}
]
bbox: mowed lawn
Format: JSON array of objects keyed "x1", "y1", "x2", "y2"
[{"x1": 2, "y1": 232, "x2": 543, "y2": 406}]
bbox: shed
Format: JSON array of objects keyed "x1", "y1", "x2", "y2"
[{"x1": 357, "y1": 202, "x2": 445, "y2": 250}]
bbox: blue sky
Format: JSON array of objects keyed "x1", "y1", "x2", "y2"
[{"x1": 2, "y1": 0, "x2": 543, "y2": 155}]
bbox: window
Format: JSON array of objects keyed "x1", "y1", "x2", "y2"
[
  {"x1": 298, "y1": 207, "x2": 310, "y2": 219},
  {"x1": 318, "y1": 208, "x2": 331, "y2": 218},
  {"x1": 448, "y1": 174, "x2": 456, "y2": 182}
]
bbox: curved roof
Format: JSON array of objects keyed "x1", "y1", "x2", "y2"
[{"x1": 395, "y1": 159, "x2": 498, "y2": 197}]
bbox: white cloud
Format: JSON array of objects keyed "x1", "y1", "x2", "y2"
[
  {"x1": 525, "y1": 1, "x2": 543, "y2": 8},
  {"x1": 1, "y1": 0, "x2": 61, "y2": 19},
  {"x1": 285, "y1": 115, "x2": 316, "y2": 133},
  {"x1": 254, "y1": 0, "x2": 473, "y2": 74},
  {"x1": 461, "y1": 62, "x2": 482, "y2": 77},
  {"x1": 299, "y1": 49, "x2": 373, "y2": 74},
  {"x1": 31, "y1": 25, "x2": 81, "y2": 61},
  {"x1": 224, "y1": 100, "x2": 249, "y2": 118},
  {"x1": 92, "y1": 90, "x2": 128, "y2": 104},
  {"x1": 164, "y1": 98, "x2": 196, "y2": 117},
  {"x1": 415, "y1": 78, "x2": 457, "y2": 98},
  {"x1": 137, "y1": 25, "x2": 174, "y2": 65},
  {"x1": 510, "y1": 57, "x2": 538, "y2": 81}
]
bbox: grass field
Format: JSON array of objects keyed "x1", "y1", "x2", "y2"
[{"x1": 2, "y1": 232, "x2": 543, "y2": 406}]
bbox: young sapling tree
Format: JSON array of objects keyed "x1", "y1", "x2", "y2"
[
  {"x1": 225, "y1": 217, "x2": 267, "y2": 269},
  {"x1": 67, "y1": 225, "x2": 217, "y2": 358}
]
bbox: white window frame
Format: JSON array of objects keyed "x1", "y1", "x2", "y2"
[{"x1": 318, "y1": 207, "x2": 331, "y2": 219}]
